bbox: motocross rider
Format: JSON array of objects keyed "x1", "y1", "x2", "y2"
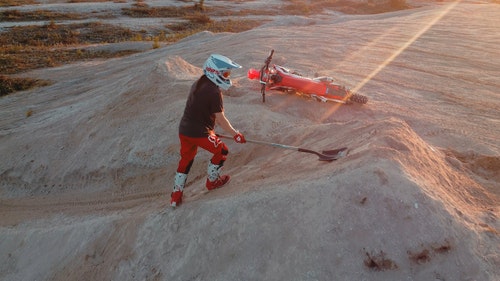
[{"x1": 170, "y1": 54, "x2": 246, "y2": 208}]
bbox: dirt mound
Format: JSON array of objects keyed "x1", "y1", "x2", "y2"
[
  {"x1": 0, "y1": 52, "x2": 202, "y2": 198},
  {"x1": 0, "y1": 2, "x2": 498, "y2": 281},
  {"x1": 159, "y1": 55, "x2": 201, "y2": 82}
]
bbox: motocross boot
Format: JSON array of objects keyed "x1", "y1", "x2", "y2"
[
  {"x1": 170, "y1": 172, "x2": 187, "y2": 208},
  {"x1": 206, "y1": 162, "x2": 230, "y2": 190}
]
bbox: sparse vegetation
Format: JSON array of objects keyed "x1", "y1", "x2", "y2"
[
  {"x1": 194, "y1": 0, "x2": 205, "y2": 11},
  {"x1": 166, "y1": 14, "x2": 263, "y2": 42},
  {"x1": 408, "y1": 249, "x2": 431, "y2": 264},
  {"x1": 122, "y1": 3, "x2": 198, "y2": 18},
  {"x1": 0, "y1": 22, "x2": 136, "y2": 47},
  {"x1": 283, "y1": 0, "x2": 409, "y2": 15},
  {"x1": 152, "y1": 36, "x2": 160, "y2": 49},
  {"x1": 407, "y1": 240, "x2": 453, "y2": 265},
  {"x1": 0, "y1": 22, "x2": 144, "y2": 75},
  {"x1": 0, "y1": 0, "x2": 36, "y2": 7},
  {"x1": 0, "y1": 9, "x2": 85, "y2": 21},
  {"x1": 364, "y1": 250, "x2": 398, "y2": 271},
  {"x1": 0, "y1": 22, "x2": 148, "y2": 74},
  {"x1": 0, "y1": 75, "x2": 51, "y2": 97},
  {"x1": 0, "y1": 22, "x2": 144, "y2": 94},
  {"x1": 0, "y1": 0, "x2": 411, "y2": 96}
]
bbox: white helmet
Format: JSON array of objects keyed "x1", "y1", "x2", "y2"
[{"x1": 203, "y1": 54, "x2": 242, "y2": 90}]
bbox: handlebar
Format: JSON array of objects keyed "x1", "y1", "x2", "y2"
[{"x1": 260, "y1": 49, "x2": 274, "y2": 103}]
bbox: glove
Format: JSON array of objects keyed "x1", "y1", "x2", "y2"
[{"x1": 233, "y1": 132, "x2": 246, "y2": 143}]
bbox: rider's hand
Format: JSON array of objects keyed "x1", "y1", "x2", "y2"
[{"x1": 234, "y1": 132, "x2": 246, "y2": 143}]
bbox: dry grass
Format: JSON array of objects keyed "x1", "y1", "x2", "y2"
[
  {"x1": 0, "y1": 9, "x2": 85, "y2": 21},
  {"x1": 0, "y1": 75, "x2": 51, "y2": 97},
  {"x1": 364, "y1": 250, "x2": 399, "y2": 271},
  {"x1": 0, "y1": 21, "x2": 135, "y2": 46},
  {"x1": 0, "y1": 11, "x2": 263, "y2": 76},
  {"x1": 0, "y1": 0, "x2": 36, "y2": 7},
  {"x1": 1, "y1": 45, "x2": 139, "y2": 74},
  {"x1": 68, "y1": 0, "x2": 117, "y2": 2},
  {"x1": 122, "y1": 2, "x2": 200, "y2": 18},
  {"x1": 166, "y1": 13, "x2": 264, "y2": 42},
  {"x1": 283, "y1": 0, "x2": 409, "y2": 15},
  {"x1": 0, "y1": 21, "x2": 144, "y2": 94},
  {"x1": 0, "y1": 22, "x2": 144, "y2": 75}
]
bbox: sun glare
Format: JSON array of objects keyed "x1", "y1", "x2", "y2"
[{"x1": 320, "y1": 0, "x2": 463, "y2": 122}]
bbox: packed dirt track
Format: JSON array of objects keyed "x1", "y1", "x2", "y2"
[{"x1": 1, "y1": 1, "x2": 499, "y2": 280}]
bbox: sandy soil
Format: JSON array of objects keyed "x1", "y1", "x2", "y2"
[{"x1": 0, "y1": 1, "x2": 499, "y2": 280}]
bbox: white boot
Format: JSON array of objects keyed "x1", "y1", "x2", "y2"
[
  {"x1": 206, "y1": 162, "x2": 230, "y2": 190},
  {"x1": 173, "y1": 172, "x2": 188, "y2": 192},
  {"x1": 207, "y1": 162, "x2": 221, "y2": 182},
  {"x1": 171, "y1": 172, "x2": 187, "y2": 208}
]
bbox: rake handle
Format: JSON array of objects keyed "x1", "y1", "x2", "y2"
[{"x1": 217, "y1": 134, "x2": 339, "y2": 161}]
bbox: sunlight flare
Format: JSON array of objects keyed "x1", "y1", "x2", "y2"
[{"x1": 321, "y1": 0, "x2": 463, "y2": 121}]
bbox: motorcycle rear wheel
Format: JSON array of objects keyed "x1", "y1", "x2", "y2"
[{"x1": 349, "y1": 93, "x2": 368, "y2": 104}]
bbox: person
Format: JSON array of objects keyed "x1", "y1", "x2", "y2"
[{"x1": 170, "y1": 54, "x2": 246, "y2": 208}]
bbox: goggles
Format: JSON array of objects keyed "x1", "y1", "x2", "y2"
[{"x1": 221, "y1": 70, "x2": 231, "y2": 79}]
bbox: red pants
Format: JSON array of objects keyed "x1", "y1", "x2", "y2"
[{"x1": 177, "y1": 134, "x2": 229, "y2": 174}]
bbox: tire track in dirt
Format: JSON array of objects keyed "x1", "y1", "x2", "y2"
[{"x1": 0, "y1": 189, "x2": 166, "y2": 226}]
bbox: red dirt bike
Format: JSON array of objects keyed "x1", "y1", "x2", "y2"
[{"x1": 248, "y1": 50, "x2": 368, "y2": 105}]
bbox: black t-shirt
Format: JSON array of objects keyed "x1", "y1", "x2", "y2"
[{"x1": 179, "y1": 75, "x2": 223, "y2": 137}]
